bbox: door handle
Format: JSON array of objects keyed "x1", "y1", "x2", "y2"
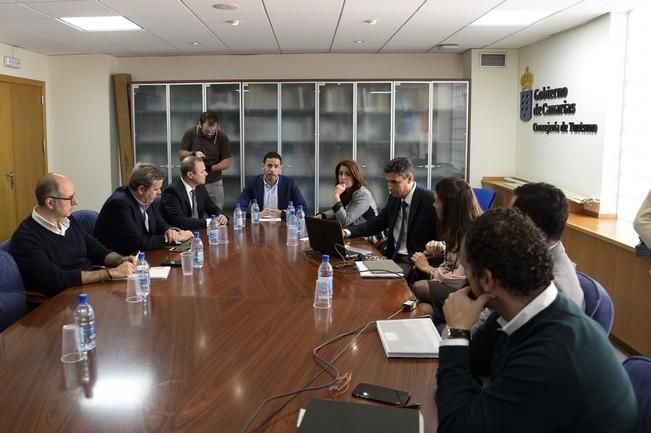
[{"x1": 6, "y1": 170, "x2": 15, "y2": 188}]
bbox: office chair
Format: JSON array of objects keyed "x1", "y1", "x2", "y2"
[
  {"x1": 0, "y1": 239, "x2": 10, "y2": 252},
  {"x1": 72, "y1": 209, "x2": 99, "y2": 234},
  {"x1": 472, "y1": 188, "x2": 496, "y2": 212},
  {"x1": 576, "y1": 271, "x2": 614, "y2": 334},
  {"x1": 0, "y1": 250, "x2": 27, "y2": 332},
  {"x1": 623, "y1": 356, "x2": 651, "y2": 433}
]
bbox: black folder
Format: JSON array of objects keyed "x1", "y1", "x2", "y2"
[{"x1": 297, "y1": 398, "x2": 419, "y2": 433}]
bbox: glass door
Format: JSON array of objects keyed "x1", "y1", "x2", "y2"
[
  {"x1": 207, "y1": 83, "x2": 241, "y2": 211},
  {"x1": 318, "y1": 82, "x2": 354, "y2": 212},
  {"x1": 243, "y1": 83, "x2": 278, "y2": 177},
  {"x1": 281, "y1": 83, "x2": 316, "y2": 211},
  {"x1": 394, "y1": 82, "x2": 430, "y2": 186},
  {"x1": 357, "y1": 82, "x2": 391, "y2": 209},
  {"x1": 431, "y1": 82, "x2": 468, "y2": 189},
  {"x1": 133, "y1": 84, "x2": 169, "y2": 183},
  {"x1": 170, "y1": 84, "x2": 203, "y2": 183}
]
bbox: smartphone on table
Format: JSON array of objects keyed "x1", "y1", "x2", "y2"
[{"x1": 351, "y1": 382, "x2": 411, "y2": 406}]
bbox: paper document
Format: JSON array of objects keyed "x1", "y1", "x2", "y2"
[
  {"x1": 355, "y1": 261, "x2": 403, "y2": 278},
  {"x1": 149, "y1": 266, "x2": 171, "y2": 279},
  {"x1": 259, "y1": 217, "x2": 281, "y2": 222}
]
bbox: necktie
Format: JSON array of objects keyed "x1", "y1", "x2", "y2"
[
  {"x1": 392, "y1": 201, "x2": 408, "y2": 259},
  {"x1": 143, "y1": 208, "x2": 149, "y2": 232},
  {"x1": 191, "y1": 189, "x2": 199, "y2": 218}
]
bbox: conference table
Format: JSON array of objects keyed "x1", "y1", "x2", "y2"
[{"x1": 0, "y1": 222, "x2": 439, "y2": 433}]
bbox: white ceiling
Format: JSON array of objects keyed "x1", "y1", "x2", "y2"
[{"x1": 0, "y1": 0, "x2": 646, "y2": 56}]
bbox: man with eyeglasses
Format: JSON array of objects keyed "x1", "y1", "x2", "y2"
[
  {"x1": 9, "y1": 173, "x2": 136, "y2": 297},
  {"x1": 178, "y1": 111, "x2": 232, "y2": 209}
]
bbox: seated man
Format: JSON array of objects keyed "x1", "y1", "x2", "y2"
[
  {"x1": 236, "y1": 151, "x2": 307, "y2": 218},
  {"x1": 511, "y1": 182, "x2": 584, "y2": 309},
  {"x1": 94, "y1": 163, "x2": 193, "y2": 255},
  {"x1": 161, "y1": 156, "x2": 228, "y2": 230},
  {"x1": 436, "y1": 208, "x2": 638, "y2": 433},
  {"x1": 343, "y1": 157, "x2": 437, "y2": 273},
  {"x1": 10, "y1": 173, "x2": 135, "y2": 297}
]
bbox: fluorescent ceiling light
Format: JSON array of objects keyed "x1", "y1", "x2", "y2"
[
  {"x1": 59, "y1": 16, "x2": 141, "y2": 31},
  {"x1": 470, "y1": 10, "x2": 553, "y2": 27}
]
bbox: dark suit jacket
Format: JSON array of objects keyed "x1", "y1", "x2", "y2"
[
  {"x1": 236, "y1": 174, "x2": 308, "y2": 213},
  {"x1": 348, "y1": 184, "x2": 437, "y2": 258},
  {"x1": 160, "y1": 179, "x2": 225, "y2": 230},
  {"x1": 94, "y1": 186, "x2": 172, "y2": 255}
]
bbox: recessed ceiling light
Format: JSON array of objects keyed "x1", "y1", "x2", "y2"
[
  {"x1": 226, "y1": 20, "x2": 240, "y2": 26},
  {"x1": 354, "y1": 40, "x2": 365, "y2": 44},
  {"x1": 364, "y1": 19, "x2": 378, "y2": 25},
  {"x1": 191, "y1": 41, "x2": 200, "y2": 46},
  {"x1": 470, "y1": 10, "x2": 553, "y2": 27},
  {"x1": 212, "y1": 3, "x2": 238, "y2": 10},
  {"x1": 436, "y1": 43, "x2": 460, "y2": 50},
  {"x1": 58, "y1": 16, "x2": 141, "y2": 31}
]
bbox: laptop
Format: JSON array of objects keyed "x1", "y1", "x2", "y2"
[{"x1": 304, "y1": 216, "x2": 372, "y2": 259}]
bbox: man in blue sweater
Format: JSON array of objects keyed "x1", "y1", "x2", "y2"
[
  {"x1": 10, "y1": 174, "x2": 136, "y2": 296},
  {"x1": 436, "y1": 208, "x2": 637, "y2": 433}
]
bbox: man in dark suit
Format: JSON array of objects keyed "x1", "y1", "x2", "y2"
[
  {"x1": 161, "y1": 156, "x2": 228, "y2": 230},
  {"x1": 344, "y1": 157, "x2": 437, "y2": 273},
  {"x1": 236, "y1": 151, "x2": 308, "y2": 218},
  {"x1": 94, "y1": 163, "x2": 193, "y2": 255}
]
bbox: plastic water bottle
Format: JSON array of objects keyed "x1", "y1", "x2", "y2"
[
  {"x1": 233, "y1": 203, "x2": 243, "y2": 230},
  {"x1": 251, "y1": 199, "x2": 260, "y2": 224},
  {"x1": 286, "y1": 201, "x2": 295, "y2": 223},
  {"x1": 74, "y1": 293, "x2": 96, "y2": 351},
  {"x1": 296, "y1": 205, "x2": 306, "y2": 238},
  {"x1": 315, "y1": 255, "x2": 334, "y2": 308},
  {"x1": 208, "y1": 215, "x2": 219, "y2": 245},
  {"x1": 286, "y1": 210, "x2": 298, "y2": 246},
  {"x1": 136, "y1": 252, "x2": 151, "y2": 299},
  {"x1": 192, "y1": 232, "x2": 204, "y2": 269}
]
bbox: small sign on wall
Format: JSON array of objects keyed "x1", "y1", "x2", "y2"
[
  {"x1": 3, "y1": 55, "x2": 21, "y2": 69},
  {"x1": 519, "y1": 66, "x2": 598, "y2": 135}
]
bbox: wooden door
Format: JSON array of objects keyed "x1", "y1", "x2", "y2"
[{"x1": 0, "y1": 75, "x2": 47, "y2": 242}]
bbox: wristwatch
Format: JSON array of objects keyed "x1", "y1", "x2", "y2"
[{"x1": 444, "y1": 328, "x2": 471, "y2": 340}]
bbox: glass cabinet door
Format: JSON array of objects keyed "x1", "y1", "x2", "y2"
[
  {"x1": 357, "y1": 82, "x2": 391, "y2": 209},
  {"x1": 318, "y1": 83, "x2": 353, "y2": 212},
  {"x1": 133, "y1": 85, "x2": 168, "y2": 183},
  {"x1": 394, "y1": 82, "x2": 430, "y2": 185},
  {"x1": 207, "y1": 83, "x2": 241, "y2": 211},
  {"x1": 281, "y1": 83, "x2": 316, "y2": 211},
  {"x1": 243, "y1": 83, "x2": 278, "y2": 177},
  {"x1": 431, "y1": 83, "x2": 468, "y2": 188},
  {"x1": 170, "y1": 84, "x2": 203, "y2": 182}
]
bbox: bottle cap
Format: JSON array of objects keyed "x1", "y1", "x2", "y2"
[
  {"x1": 235, "y1": 203, "x2": 240, "y2": 208},
  {"x1": 253, "y1": 198, "x2": 258, "y2": 204},
  {"x1": 288, "y1": 200, "x2": 293, "y2": 206},
  {"x1": 322, "y1": 254, "x2": 330, "y2": 262},
  {"x1": 298, "y1": 205, "x2": 303, "y2": 210},
  {"x1": 211, "y1": 214, "x2": 216, "y2": 219},
  {"x1": 79, "y1": 293, "x2": 88, "y2": 303},
  {"x1": 138, "y1": 252, "x2": 145, "y2": 260},
  {"x1": 193, "y1": 232, "x2": 200, "y2": 238}
]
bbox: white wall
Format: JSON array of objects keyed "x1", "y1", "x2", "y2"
[
  {"x1": 516, "y1": 14, "x2": 627, "y2": 211},
  {"x1": 48, "y1": 55, "x2": 117, "y2": 211},
  {"x1": 0, "y1": 42, "x2": 48, "y2": 82},
  {"x1": 465, "y1": 49, "x2": 520, "y2": 187},
  {"x1": 117, "y1": 53, "x2": 465, "y2": 82}
]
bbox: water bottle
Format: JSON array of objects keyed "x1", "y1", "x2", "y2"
[
  {"x1": 286, "y1": 210, "x2": 298, "y2": 246},
  {"x1": 251, "y1": 199, "x2": 260, "y2": 224},
  {"x1": 296, "y1": 205, "x2": 306, "y2": 238},
  {"x1": 286, "y1": 201, "x2": 295, "y2": 223},
  {"x1": 192, "y1": 232, "x2": 204, "y2": 269},
  {"x1": 74, "y1": 293, "x2": 96, "y2": 351},
  {"x1": 136, "y1": 252, "x2": 151, "y2": 299},
  {"x1": 208, "y1": 215, "x2": 219, "y2": 245},
  {"x1": 233, "y1": 203, "x2": 243, "y2": 230},
  {"x1": 314, "y1": 255, "x2": 334, "y2": 309}
]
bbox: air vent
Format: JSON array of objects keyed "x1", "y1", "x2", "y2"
[{"x1": 480, "y1": 53, "x2": 506, "y2": 67}]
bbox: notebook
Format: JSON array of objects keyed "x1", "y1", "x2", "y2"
[
  {"x1": 360, "y1": 259, "x2": 404, "y2": 277},
  {"x1": 376, "y1": 318, "x2": 442, "y2": 358},
  {"x1": 297, "y1": 398, "x2": 421, "y2": 433},
  {"x1": 305, "y1": 216, "x2": 372, "y2": 259}
]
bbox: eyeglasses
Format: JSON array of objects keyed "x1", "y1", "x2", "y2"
[{"x1": 49, "y1": 194, "x2": 76, "y2": 202}]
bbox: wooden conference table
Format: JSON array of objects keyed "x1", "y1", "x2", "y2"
[{"x1": 0, "y1": 222, "x2": 439, "y2": 433}]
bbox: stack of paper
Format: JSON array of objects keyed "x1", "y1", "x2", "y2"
[{"x1": 376, "y1": 318, "x2": 441, "y2": 358}]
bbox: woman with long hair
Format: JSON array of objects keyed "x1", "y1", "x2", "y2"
[
  {"x1": 410, "y1": 177, "x2": 482, "y2": 323},
  {"x1": 318, "y1": 160, "x2": 378, "y2": 227}
]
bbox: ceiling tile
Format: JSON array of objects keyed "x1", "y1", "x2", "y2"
[
  {"x1": 0, "y1": 3, "x2": 48, "y2": 21},
  {"x1": 22, "y1": 0, "x2": 115, "y2": 17},
  {"x1": 91, "y1": 28, "x2": 183, "y2": 55},
  {"x1": 98, "y1": 0, "x2": 193, "y2": 17}
]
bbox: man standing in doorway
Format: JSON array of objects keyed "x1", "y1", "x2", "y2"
[{"x1": 178, "y1": 111, "x2": 232, "y2": 208}]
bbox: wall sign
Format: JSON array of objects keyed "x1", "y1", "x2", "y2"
[{"x1": 519, "y1": 66, "x2": 598, "y2": 135}]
